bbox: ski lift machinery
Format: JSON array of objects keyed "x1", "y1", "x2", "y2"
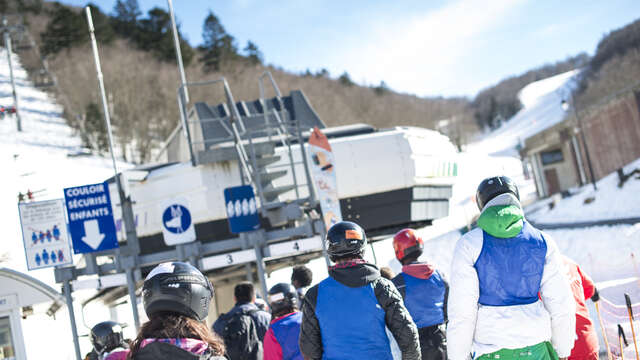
[{"x1": 55, "y1": 72, "x2": 458, "y2": 349}]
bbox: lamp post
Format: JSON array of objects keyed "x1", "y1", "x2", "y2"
[{"x1": 562, "y1": 95, "x2": 597, "y2": 191}]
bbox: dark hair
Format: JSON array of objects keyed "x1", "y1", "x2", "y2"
[
  {"x1": 234, "y1": 282, "x2": 255, "y2": 303},
  {"x1": 291, "y1": 266, "x2": 313, "y2": 288},
  {"x1": 401, "y1": 253, "x2": 421, "y2": 266},
  {"x1": 127, "y1": 313, "x2": 224, "y2": 359},
  {"x1": 379, "y1": 266, "x2": 395, "y2": 280},
  {"x1": 329, "y1": 252, "x2": 363, "y2": 263},
  {"x1": 273, "y1": 305, "x2": 297, "y2": 319}
]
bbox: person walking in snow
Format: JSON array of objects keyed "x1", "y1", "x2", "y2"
[
  {"x1": 263, "y1": 283, "x2": 303, "y2": 360},
  {"x1": 392, "y1": 228, "x2": 448, "y2": 360},
  {"x1": 299, "y1": 221, "x2": 421, "y2": 360},
  {"x1": 561, "y1": 256, "x2": 600, "y2": 360},
  {"x1": 447, "y1": 176, "x2": 575, "y2": 360}
]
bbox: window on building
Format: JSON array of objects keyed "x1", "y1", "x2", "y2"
[
  {"x1": 540, "y1": 149, "x2": 564, "y2": 166},
  {"x1": 0, "y1": 316, "x2": 15, "y2": 359}
]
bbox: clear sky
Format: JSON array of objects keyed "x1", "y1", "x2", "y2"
[{"x1": 55, "y1": 0, "x2": 640, "y2": 97}]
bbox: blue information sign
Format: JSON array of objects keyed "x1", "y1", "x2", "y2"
[
  {"x1": 224, "y1": 185, "x2": 260, "y2": 233},
  {"x1": 64, "y1": 182, "x2": 119, "y2": 254}
]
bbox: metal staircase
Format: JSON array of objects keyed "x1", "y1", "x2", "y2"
[{"x1": 179, "y1": 72, "x2": 324, "y2": 227}]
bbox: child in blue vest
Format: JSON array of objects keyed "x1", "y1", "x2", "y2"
[
  {"x1": 447, "y1": 176, "x2": 575, "y2": 360},
  {"x1": 392, "y1": 228, "x2": 448, "y2": 360},
  {"x1": 264, "y1": 283, "x2": 303, "y2": 360},
  {"x1": 299, "y1": 221, "x2": 421, "y2": 360}
]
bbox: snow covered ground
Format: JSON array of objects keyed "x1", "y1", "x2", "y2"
[{"x1": 0, "y1": 48, "x2": 132, "y2": 359}]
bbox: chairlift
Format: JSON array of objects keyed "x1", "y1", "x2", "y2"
[
  {"x1": 34, "y1": 67, "x2": 55, "y2": 88},
  {"x1": 11, "y1": 31, "x2": 33, "y2": 52}
]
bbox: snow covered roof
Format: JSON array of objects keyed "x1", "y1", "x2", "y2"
[{"x1": 0, "y1": 267, "x2": 65, "y2": 314}]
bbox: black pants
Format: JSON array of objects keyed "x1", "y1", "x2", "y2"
[{"x1": 418, "y1": 324, "x2": 447, "y2": 360}]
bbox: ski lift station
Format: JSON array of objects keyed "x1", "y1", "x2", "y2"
[
  {"x1": 49, "y1": 74, "x2": 459, "y2": 358},
  {"x1": 114, "y1": 79, "x2": 456, "y2": 309}
]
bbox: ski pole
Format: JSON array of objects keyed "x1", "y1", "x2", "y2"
[
  {"x1": 620, "y1": 324, "x2": 628, "y2": 360},
  {"x1": 596, "y1": 301, "x2": 614, "y2": 360},
  {"x1": 625, "y1": 294, "x2": 640, "y2": 360}
]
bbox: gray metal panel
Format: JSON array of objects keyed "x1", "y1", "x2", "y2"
[
  {"x1": 285, "y1": 90, "x2": 326, "y2": 129},
  {"x1": 197, "y1": 141, "x2": 276, "y2": 164},
  {"x1": 410, "y1": 200, "x2": 450, "y2": 221},
  {"x1": 412, "y1": 186, "x2": 453, "y2": 200},
  {"x1": 192, "y1": 90, "x2": 326, "y2": 153}
]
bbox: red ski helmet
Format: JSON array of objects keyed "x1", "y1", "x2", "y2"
[{"x1": 393, "y1": 228, "x2": 424, "y2": 262}]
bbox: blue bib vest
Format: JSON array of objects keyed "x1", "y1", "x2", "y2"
[
  {"x1": 474, "y1": 221, "x2": 547, "y2": 306},
  {"x1": 315, "y1": 277, "x2": 393, "y2": 360},
  {"x1": 401, "y1": 271, "x2": 446, "y2": 328},
  {"x1": 271, "y1": 312, "x2": 303, "y2": 360}
]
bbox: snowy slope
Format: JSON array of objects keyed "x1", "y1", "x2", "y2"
[
  {"x1": 0, "y1": 48, "x2": 132, "y2": 359},
  {"x1": 468, "y1": 70, "x2": 579, "y2": 157}
]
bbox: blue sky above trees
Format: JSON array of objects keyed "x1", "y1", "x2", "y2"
[{"x1": 57, "y1": 0, "x2": 640, "y2": 97}]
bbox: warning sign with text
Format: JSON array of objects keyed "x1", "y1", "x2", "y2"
[{"x1": 18, "y1": 199, "x2": 73, "y2": 270}]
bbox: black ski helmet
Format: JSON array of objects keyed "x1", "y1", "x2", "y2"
[
  {"x1": 326, "y1": 221, "x2": 367, "y2": 259},
  {"x1": 268, "y1": 283, "x2": 299, "y2": 315},
  {"x1": 142, "y1": 262, "x2": 213, "y2": 322},
  {"x1": 476, "y1": 176, "x2": 520, "y2": 210},
  {"x1": 90, "y1": 321, "x2": 125, "y2": 355}
]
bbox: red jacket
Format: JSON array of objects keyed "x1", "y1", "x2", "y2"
[{"x1": 562, "y1": 256, "x2": 599, "y2": 360}]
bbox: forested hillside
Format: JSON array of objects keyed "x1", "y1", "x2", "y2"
[
  {"x1": 575, "y1": 18, "x2": 640, "y2": 109},
  {"x1": 11, "y1": 0, "x2": 473, "y2": 163},
  {"x1": 5, "y1": 0, "x2": 636, "y2": 164}
]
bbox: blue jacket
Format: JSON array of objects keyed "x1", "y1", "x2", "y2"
[
  {"x1": 299, "y1": 262, "x2": 421, "y2": 360},
  {"x1": 474, "y1": 221, "x2": 547, "y2": 306},
  {"x1": 264, "y1": 312, "x2": 303, "y2": 360},
  {"x1": 393, "y1": 265, "x2": 447, "y2": 328}
]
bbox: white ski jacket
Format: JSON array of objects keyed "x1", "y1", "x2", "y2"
[{"x1": 447, "y1": 196, "x2": 575, "y2": 360}]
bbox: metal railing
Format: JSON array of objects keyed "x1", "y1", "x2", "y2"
[{"x1": 177, "y1": 77, "x2": 253, "y2": 184}]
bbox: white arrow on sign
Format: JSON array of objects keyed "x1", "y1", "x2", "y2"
[{"x1": 81, "y1": 219, "x2": 105, "y2": 250}]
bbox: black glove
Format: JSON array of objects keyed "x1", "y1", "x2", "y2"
[{"x1": 591, "y1": 288, "x2": 600, "y2": 302}]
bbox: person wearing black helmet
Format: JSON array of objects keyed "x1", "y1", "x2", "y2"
[
  {"x1": 89, "y1": 321, "x2": 128, "y2": 360},
  {"x1": 447, "y1": 176, "x2": 575, "y2": 360},
  {"x1": 299, "y1": 221, "x2": 421, "y2": 360},
  {"x1": 263, "y1": 283, "x2": 303, "y2": 360},
  {"x1": 116, "y1": 262, "x2": 226, "y2": 360}
]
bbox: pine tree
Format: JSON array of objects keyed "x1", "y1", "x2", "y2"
[
  {"x1": 40, "y1": 3, "x2": 86, "y2": 56},
  {"x1": 200, "y1": 10, "x2": 237, "y2": 72},
  {"x1": 339, "y1": 72, "x2": 354, "y2": 87},
  {"x1": 136, "y1": 7, "x2": 193, "y2": 65},
  {"x1": 244, "y1": 40, "x2": 262, "y2": 65},
  {"x1": 112, "y1": 0, "x2": 141, "y2": 36}
]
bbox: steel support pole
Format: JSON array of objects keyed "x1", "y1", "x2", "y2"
[
  {"x1": 126, "y1": 267, "x2": 141, "y2": 330},
  {"x1": 167, "y1": 0, "x2": 189, "y2": 103},
  {"x1": 87, "y1": 8, "x2": 140, "y2": 255},
  {"x1": 571, "y1": 93, "x2": 597, "y2": 191},
  {"x1": 85, "y1": 7, "x2": 128, "y2": 206},
  {"x1": 3, "y1": 18, "x2": 21, "y2": 132},
  {"x1": 63, "y1": 280, "x2": 82, "y2": 360},
  {"x1": 177, "y1": 88, "x2": 196, "y2": 166},
  {"x1": 251, "y1": 231, "x2": 269, "y2": 300}
]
